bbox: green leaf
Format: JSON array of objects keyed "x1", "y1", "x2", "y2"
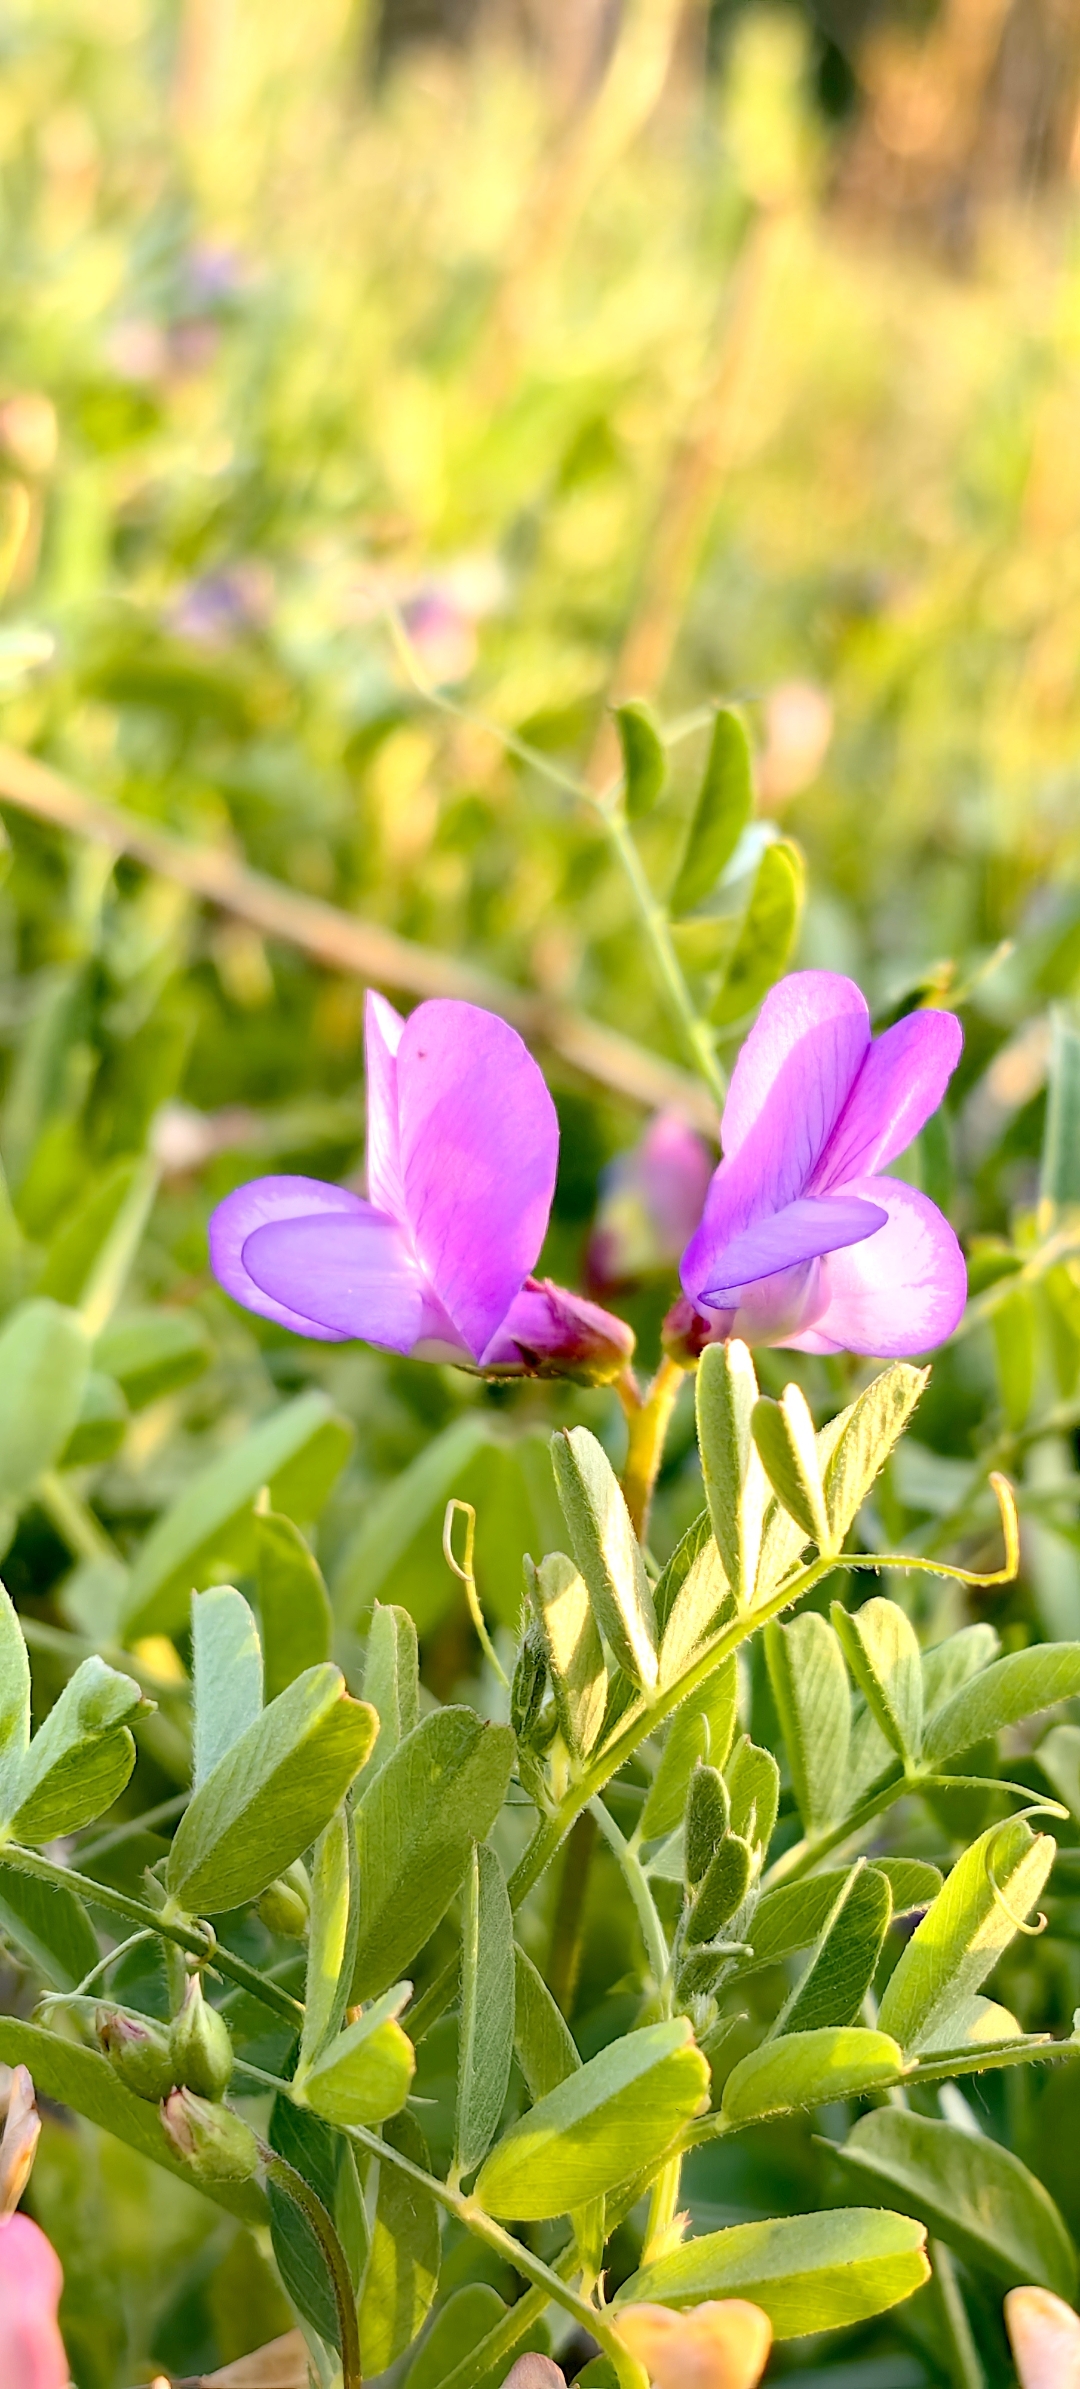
[
  {"x1": 3, "y1": 1655, "x2": 143, "y2": 1842},
  {"x1": 58, "y1": 1368, "x2": 128, "y2": 1468},
  {"x1": 0, "y1": 1863, "x2": 99, "y2": 1990},
  {"x1": 93, "y1": 1305, "x2": 211, "y2": 1410},
  {"x1": 268, "y1": 2095, "x2": 361, "y2": 2347},
  {"x1": 877, "y1": 1818, "x2": 1057, "y2": 2055},
  {"x1": 166, "y1": 1665, "x2": 377, "y2": 1914},
  {"x1": 823, "y1": 1364, "x2": 928, "y2": 1543},
  {"x1": 0, "y1": 2017, "x2": 264, "y2": 2223},
  {"x1": 752, "y1": 1385, "x2": 833, "y2": 1552},
  {"x1": 302, "y1": 1806, "x2": 358, "y2": 2069},
  {"x1": 615, "y1": 2206, "x2": 929, "y2": 2336},
  {"x1": 552, "y1": 1428, "x2": 657, "y2": 1692},
  {"x1": 121, "y1": 1390, "x2": 352, "y2": 1637},
  {"x1": 513, "y1": 1945, "x2": 580, "y2": 2101},
  {"x1": 362, "y1": 1600, "x2": 420, "y2": 1779},
  {"x1": 299, "y1": 1983, "x2": 415, "y2": 2127},
  {"x1": 695, "y1": 1341, "x2": 765, "y2": 1611},
  {"x1": 833, "y1": 2108, "x2": 1077, "y2": 2299},
  {"x1": 475, "y1": 2019, "x2": 708, "y2": 2219},
  {"x1": 922, "y1": 1643, "x2": 1080, "y2": 1767},
  {"x1": 404, "y1": 2285, "x2": 514, "y2": 2389},
  {"x1": 0, "y1": 1298, "x2": 91, "y2": 1503},
  {"x1": 721, "y1": 2026, "x2": 905, "y2": 2124},
  {"x1": 456, "y1": 1842, "x2": 515, "y2": 2176},
  {"x1": 640, "y1": 1660, "x2": 737, "y2": 1842},
  {"x1": 1037, "y1": 1720, "x2": 1080, "y2": 1818},
  {"x1": 192, "y1": 1584, "x2": 263, "y2": 1788},
  {"x1": 992, "y1": 1286, "x2": 1037, "y2": 1432},
  {"x1": 1040, "y1": 1002, "x2": 1080, "y2": 1212},
  {"x1": 741, "y1": 1862, "x2": 940, "y2": 1975},
  {"x1": 255, "y1": 1509, "x2": 333, "y2": 1704},
  {"x1": 772, "y1": 1863, "x2": 892, "y2": 2034},
  {"x1": 358, "y1": 2110, "x2": 441, "y2": 2372},
  {"x1": 832, "y1": 1596, "x2": 923, "y2": 1762},
  {"x1": 921, "y1": 1622, "x2": 1000, "y2": 1717},
  {"x1": 765, "y1": 1612, "x2": 850, "y2": 1834},
  {"x1": 655, "y1": 1512, "x2": 734, "y2": 1687},
  {"x1": 528, "y1": 1551, "x2": 606, "y2": 1759},
  {"x1": 616, "y1": 700, "x2": 668, "y2": 820},
  {"x1": 351, "y1": 1708, "x2": 515, "y2": 2001},
  {"x1": 38, "y1": 1159, "x2": 143, "y2": 1308},
  {"x1": 709, "y1": 839, "x2": 804, "y2": 1027},
  {"x1": 670, "y1": 708, "x2": 753, "y2": 916},
  {"x1": 725, "y1": 1735, "x2": 779, "y2": 1860},
  {"x1": 0, "y1": 1582, "x2": 30, "y2": 1813}
]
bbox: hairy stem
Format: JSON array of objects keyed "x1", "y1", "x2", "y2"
[
  {"x1": 619, "y1": 1355, "x2": 687, "y2": 1542},
  {"x1": 588, "y1": 1796, "x2": 670, "y2": 2004},
  {"x1": 602, "y1": 808, "x2": 726, "y2": 1106},
  {"x1": 1, "y1": 1844, "x2": 303, "y2": 2025},
  {"x1": 929, "y1": 2237, "x2": 986, "y2": 2389},
  {"x1": 642, "y1": 2152, "x2": 684, "y2": 2266}
]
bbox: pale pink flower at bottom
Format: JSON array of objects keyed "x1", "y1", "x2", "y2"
[
  {"x1": 0, "y1": 2213, "x2": 69, "y2": 2389},
  {"x1": 615, "y1": 2300, "x2": 773, "y2": 2389},
  {"x1": 1005, "y1": 2285, "x2": 1080, "y2": 2388}
]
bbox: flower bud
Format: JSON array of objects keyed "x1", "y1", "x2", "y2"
[
  {"x1": 258, "y1": 1861, "x2": 310, "y2": 1939},
  {"x1": 170, "y1": 1974, "x2": 234, "y2": 2100},
  {"x1": 488, "y1": 1277, "x2": 635, "y2": 1385},
  {"x1": 0, "y1": 2065, "x2": 40, "y2": 2216},
  {"x1": 97, "y1": 2008, "x2": 176, "y2": 2103},
  {"x1": 160, "y1": 2088, "x2": 259, "y2": 2184}
]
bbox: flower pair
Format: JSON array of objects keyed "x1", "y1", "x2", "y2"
[{"x1": 210, "y1": 971, "x2": 967, "y2": 1371}]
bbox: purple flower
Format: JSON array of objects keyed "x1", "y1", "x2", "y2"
[
  {"x1": 588, "y1": 1109, "x2": 713, "y2": 1293},
  {"x1": 210, "y1": 994, "x2": 634, "y2": 1381},
  {"x1": 665, "y1": 970, "x2": 966, "y2": 1358}
]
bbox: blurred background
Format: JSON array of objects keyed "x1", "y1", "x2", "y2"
[{"x1": 4, "y1": 0, "x2": 1080, "y2": 2378}]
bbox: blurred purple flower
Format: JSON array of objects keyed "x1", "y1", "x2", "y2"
[
  {"x1": 402, "y1": 588, "x2": 478, "y2": 686},
  {"x1": 210, "y1": 994, "x2": 634, "y2": 1381},
  {"x1": 588, "y1": 1109, "x2": 713, "y2": 1293},
  {"x1": 169, "y1": 564, "x2": 272, "y2": 647},
  {"x1": 665, "y1": 970, "x2": 965, "y2": 1359}
]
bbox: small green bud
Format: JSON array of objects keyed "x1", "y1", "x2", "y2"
[
  {"x1": 170, "y1": 1973, "x2": 234, "y2": 2100},
  {"x1": 160, "y1": 2087, "x2": 259, "y2": 2183},
  {"x1": 686, "y1": 1831, "x2": 752, "y2": 1945},
  {"x1": 97, "y1": 2008, "x2": 176, "y2": 2103},
  {"x1": 258, "y1": 1860, "x2": 310, "y2": 1939},
  {"x1": 685, "y1": 1763, "x2": 730, "y2": 1889}
]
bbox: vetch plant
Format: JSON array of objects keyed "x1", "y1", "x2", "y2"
[{"x1": 0, "y1": 699, "x2": 1079, "y2": 2389}]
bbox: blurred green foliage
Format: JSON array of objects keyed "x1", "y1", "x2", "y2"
[{"x1": 1, "y1": 0, "x2": 1080, "y2": 2379}]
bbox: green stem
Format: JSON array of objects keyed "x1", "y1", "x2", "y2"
[
  {"x1": 930, "y1": 2238, "x2": 985, "y2": 2389},
  {"x1": 262, "y1": 2147, "x2": 362, "y2": 2389},
  {"x1": 588, "y1": 1795, "x2": 670, "y2": 2004},
  {"x1": 340, "y1": 2117, "x2": 634, "y2": 2369},
  {"x1": 508, "y1": 1553, "x2": 839, "y2": 1914},
  {"x1": 0, "y1": 1844, "x2": 303, "y2": 2025},
  {"x1": 36, "y1": 1472, "x2": 121, "y2": 1567},
  {"x1": 603, "y1": 809, "x2": 726, "y2": 1107}
]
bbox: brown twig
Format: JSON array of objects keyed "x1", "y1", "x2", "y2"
[{"x1": 0, "y1": 739, "x2": 716, "y2": 1130}]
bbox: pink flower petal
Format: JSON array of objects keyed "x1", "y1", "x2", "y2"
[
  {"x1": 0, "y1": 2213, "x2": 68, "y2": 2389},
  {"x1": 482, "y1": 1277, "x2": 634, "y2": 1379},
  {"x1": 241, "y1": 1205, "x2": 427, "y2": 1352},
  {"x1": 364, "y1": 990, "x2": 407, "y2": 1219},
  {"x1": 395, "y1": 1000, "x2": 558, "y2": 1362},
  {"x1": 209, "y1": 1175, "x2": 371, "y2": 1338},
  {"x1": 782, "y1": 1175, "x2": 967, "y2": 1356},
  {"x1": 685, "y1": 974, "x2": 871, "y2": 1294},
  {"x1": 693, "y1": 1193, "x2": 886, "y2": 1304},
  {"x1": 814, "y1": 1008, "x2": 963, "y2": 1189}
]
